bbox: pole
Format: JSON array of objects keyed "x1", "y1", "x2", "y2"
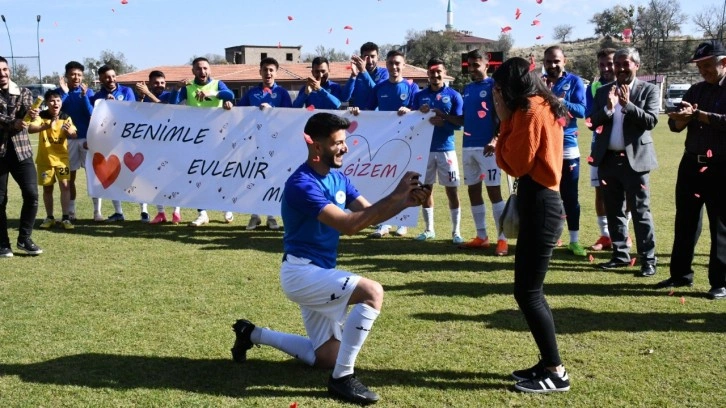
[
  {"x1": 36, "y1": 15, "x2": 41, "y2": 82},
  {"x1": 1, "y1": 15, "x2": 16, "y2": 74},
  {"x1": 720, "y1": 0, "x2": 726, "y2": 43}
]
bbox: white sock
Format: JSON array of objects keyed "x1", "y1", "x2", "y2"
[
  {"x1": 332, "y1": 303, "x2": 380, "y2": 379},
  {"x1": 112, "y1": 200, "x2": 123, "y2": 214},
  {"x1": 569, "y1": 230, "x2": 579, "y2": 243},
  {"x1": 492, "y1": 200, "x2": 506, "y2": 239},
  {"x1": 423, "y1": 207, "x2": 434, "y2": 232},
  {"x1": 140, "y1": 203, "x2": 148, "y2": 213},
  {"x1": 471, "y1": 204, "x2": 487, "y2": 239},
  {"x1": 199, "y1": 210, "x2": 208, "y2": 218},
  {"x1": 252, "y1": 327, "x2": 316, "y2": 366},
  {"x1": 156, "y1": 205, "x2": 165, "y2": 213},
  {"x1": 597, "y1": 216, "x2": 609, "y2": 237},
  {"x1": 93, "y1": 197, "x2": 102, "y2": 214},
  {"x1": 450, "y1": 207, "x2": 461, "y2": 236},
  {"x1": 69, "y1": 200, "x2": 76, "y2": 214},
  {"x1": 173, "y1": 207, "x2": 181, "y2": 214}
]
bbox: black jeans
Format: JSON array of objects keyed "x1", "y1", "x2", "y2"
[
  {"x1": 513, "y1": 175, "x2": 565, "y2": 367},
  {"x1": 0, "y1": 146, "x2": 38, "y2": 246},
  {"x1": 670, "y1": 153, "x2": 726, "y2": 288}
]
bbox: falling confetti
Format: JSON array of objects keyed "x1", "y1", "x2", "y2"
[
  {"x1": 536, "y1": 35, "x2": 544, "y2": 40},
  {"x1": 481, "y1": 101, "x2": 488, "y2": 110},
  {"x1": 328, "y1": 28, "x2": 333, "y2": 33},
  {"x1": 480, "y1": 173, "x2": 486, "y2": 180},
  {"x1": 121, "y1": 0, "x2": 128, "y2": 4},
  {"x1": 680, "y1": 296, "x2": 685, "y2": 305},
  {"x1": 557, "y1": 117, "x2": 567, "y2": 126},
  {"x1": 501, "y1": 26, "x2": 512, "y2": 33},
  {"x1": 290, "y1": 403, "x2": 298, "y2": 408},
  {"x1": 532, "y1": 19, "x2": 540, "y2": 26},
  {"x1": 287, "y1": 15, "x2": 294, "y2": 21},
  {"x1": 262, "y1": 87, "x2": 271, "y2": 94},
  {"x1": 668, "y1": 290, "x2": 674, "y2": 296},
  {"x1": 707, "y1": 149, "x2": 713, "y2": 157},
  {"x1": 345, "y1": 38, "x2": 349, "y2": 45},
  {"x1": 417, "y1": 155, "x2": 423, "y2": 160},
  {"x1": 277, "y1": 41, "x2": 281, "y2": 48},
  {"x1": 353, "y1": 139, "x2": 359, "y2": 145},
  {"x1": 303, "y1": 133, "x2": 313, "y2": 144},
  {"x1": 694, "y1": 193, "x2": 701, "y2": 198},
  {"x1": 39, "y1": 38, "x2": 44, "y2": 43},
  {"x1": 515, "y1": 8, "x2": 522, "y2": 19},
  {"x1": 588, "y1": 254, "x2": 594, "y2": 263},
  {"x1": 585, "y1": 117, "x2": 592, "y2": 128},
  {"x1": 464, "y1": 131, "x2": 472, "y2": 136},
  {"x1": 312, "y1": 156, "x2": 320, "y2": 162},
  {"x1": 536, "y1": 0, "x2": 543, "y2": 3},
  {"x1": 629, "y1": 258, "x2": 637, "y2": 267},
  {"x1": 595, "y1": 125, "x2": 604, "y2": 134},
  {"x1": 700, "y1": 166, "x2": 708, "y2": 172},
  {"x1": 112, "y1": 8, "x2": 115, "y2": 12},
  {"x1": 306, "y1": 105, "x2": 315, "y2": 111},
  {"x1": 477, "y1": 110, "x2": 486, "y2": 118},
  {"x1": 344, "y1": 25, "x2": 353, "y2": 30},
  {"x1": 601, "y1": 179, "x2": 607, "y2": 185},
  {"x1": 587, "y1": 156, "x2": 594, "y2": 163}
]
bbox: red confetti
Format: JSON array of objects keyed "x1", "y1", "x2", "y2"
[
  {"x1": 121, "y1": 0, "x2": 128, "y2": 4},
  {"x1": 262, "y1": 87, "x2": 271, "y2": 94},
  {"x1": 477, "y1": 110, "x2": 486, "y2": 118},
  {"x1": 481, "y1": 101, "x2": 488, "y2": 110},
  {"x1": 417, "y1": 155, "x2": 423, "y2": 160},
  {"x1": 707, "y1": 149, "x2": 713, "y2": 158},
  {"x1": 287, "y1": 15, "x2": 294, "y2": 21},
  {"x1": 345, "y1": 65, "x2": 352, "y2": 70},
  {"x1": 303, "y1": 133, "x2": 313, "y2": 144},
  {"x1": 515, "y1": 8, "x2": 522, "y2": 19},
  {"x1": 629, "y1": 258, "x2": 637, "y2": 267},
  {"x1": 501, "y1": 26, "x2": 512, "y2": 33},
  {"x1": 567, "y1": 111, "x2": 573, "y2": 119},
  {"x1": 557, "y1": 117, "x2": 566, "y2": 126},
  {"x1": 595, "y1": 125, "x2": 604, "y2": 134},
  {"x1": 312, "y1": 156, "x2": 320, "y2": 162},
  {"x1": 585, "y1": 117, "x2": 592, "y2": 128},
  {"x1": 700, "y1": 166, "x2": 708, "y2": 172},
  {"x1": 353, "y1": 139, "x2": 359, "y2": 146},
  {"x1": 536, "y1": 35, "x2": 544, "y2": 40},
  {"x1": 532, "y1": 19, "x2": 540, "y2": 26},
  {"x1": 668, "y1": 290, "x2": 674, "y2": 296},
  {"x1": 601, "y1": 179, "x2": 607, "y2": 185},
  {"x1": 588, "y1": 254, "x2": 594, "y2": 263},
  {"x1": 641, "y1": 184, "x2": 649, "y2": 190},
  {"x1": 346, "y1": 38, "x2": 350, "y2": 45},
  {"x1": 277, "y1": 42, "x2": 281, "y2": 48},
  {"x1": 447, "y1": 159, "x2": 453, "y2": 164},
  {"x1": 574, "y1": 130, "x2": 579, "y2": 136},
  {"x1": 111, "y1": 8, "x2": 115, "y2": 12},
  {"x1": 290, "y1": 403, "x2": 298, "y2": 408},
  {"x1": 344, "y1": 25, "x2": 353, "y2": 30},
  {"x1": 587, "y1": 156, "x2": 594, "y2": 163},
  {"x1": 680, "y1": 296, "x2": 685, "y2": 305},
  {"x1": 569, "y1": 164, "x2": 575, "y2": 171},
  {"x1": 436, "y1": 94, "x2": 442, "y2": 100},
  {"x1": 39, "y1": 38, "x2": 44, "y2": 43},
  {"x1": 694, "y1": 193, "x2": 701, "y2": 198},
  {"x1": 536, "y1": 0, "x2": 543, "y2": 3},
  {"x1": 480, "y1": 173, "x2": 486, "y2": 180},
  {"x1": 481, "y1": 0, "x2": 488, "y2": 2},
  {"x1": 464, "y1": 131, "x2": 472, "y2": 136},
  {"x1": 306, "y1": 105, "x2": 315, "y2": 111},
  {"x1": 328, "y1": 28, "x2": 333, "y2": 33}
]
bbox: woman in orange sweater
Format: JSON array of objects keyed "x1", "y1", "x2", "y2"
[{"x1": 492, "y1": 57, "x2": 570, "y2": 393}]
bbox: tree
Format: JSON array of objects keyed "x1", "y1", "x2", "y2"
[
  {"x1": 692, "y1": 5, "x2": 726, "y2": 41},
  {"x1": 404, "y1": 29, "x2": 460, "y2": 69},
  {"x1": 187, "y1": 53, "x2": 228, "y2": 65},
  {"x1": 590, "y1": 5, "x2": 636, "y2": 39},
  {"x1": 488, "y1": 33, "x2": 514, "y2": 54},
  {"x1": 10, "y1": 64, "x2": 33, "y2": 85},
  {"x1": 553, "y1": 24, "x2": 574, "y2": 42},
  {"x1": 635, "y1": 0, "x2": 687, "y2": 73},
  {"x1": 302, "y1": 45, "x2": 350, "y2": 62}
]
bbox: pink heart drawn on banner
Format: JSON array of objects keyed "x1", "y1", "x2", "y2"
[{"x1": 123, "y1": 152, "x2": 144, "y2": 172}]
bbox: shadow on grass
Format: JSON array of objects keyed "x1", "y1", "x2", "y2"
[
  {"x1": 0, "y1": 353, "x2": 509, "y2": 397},
  {"x1": 386, "y1": 281, "x2": 667, "y2": 298},
  {"x1": 413, "y1": 308, "x2": 726, "y2": 333}
]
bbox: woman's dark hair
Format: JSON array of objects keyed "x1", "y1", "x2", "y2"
[{"x1": 491, "y1": 57, "x2": 567, "y2": 119}]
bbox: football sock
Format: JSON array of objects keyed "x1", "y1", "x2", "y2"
[{"x1": 332, "y1": 303, "x2": 380, "y2": 379}]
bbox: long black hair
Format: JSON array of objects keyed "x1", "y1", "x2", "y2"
[{"x1": 492, "y1": 57, "x2": 567, "y2": 119}]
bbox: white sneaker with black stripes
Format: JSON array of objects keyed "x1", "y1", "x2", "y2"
[{"x1": 514, "y1": 369, "x2": 570, "y2": 393}]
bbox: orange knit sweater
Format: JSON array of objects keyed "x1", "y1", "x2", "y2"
[{"x1": 495, "y1": 96, "x2": 564, "y2": 191}]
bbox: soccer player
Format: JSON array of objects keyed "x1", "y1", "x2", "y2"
[
  {"x1": 456, "y1": 49, "x2": 509, "y2": 255},
  {"x1": 292, "y1": 56, "x2": 343, "y2": 110},
  {"x1": 363, "y1": 50, "x2": 420, "y2": 238},
  {"x1": 174, "y1": 57, "x2": 236, "y2": 227},
  {"x1": 230, "y1": 112, "x2": 429, "y2": 405},
  {"x1": 91, "y1": 64, "x2": 142, "y2": 222},
  {"x1": 58, "y1": 61, "x2": 97, "y2": 221},
  {"x1": 239, "y1": 57, "x2": 292, "y2": 231},
  {"x1": 543, "y1": 46, "x2": 587, "y2": 256},
  {"x1": 411, "y1": 58, "x2": 464, "y2": 244},
  {"x1": 342, "y1": 42, "x2": 389, "y2": 108},
  {"x1": 135, "y1": 70, "x2": 182, "y2": 225},
  {"x1": 28, "y1": 89, "x2": 77, "y2": 230}
]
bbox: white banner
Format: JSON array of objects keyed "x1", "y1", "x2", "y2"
[{"x1": 86, "y1": 101, "x2": 434, "y2": 226}]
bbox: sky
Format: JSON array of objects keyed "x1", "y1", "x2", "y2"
[{"x1": 0, "y1": 0, "x2": 719, "y2": 79}]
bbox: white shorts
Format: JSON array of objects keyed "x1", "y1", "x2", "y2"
[
  {"x1": 67, "y1": 138, "x2": 88, "y2": 172},
  {"x1": 462, "y1": 148, "x2": 501, "y2": 187},
  {"x1": 424, "y1": 150, "x2": 459, "y2": 187},
  {"x1": 280, "y1": 254, "x2": 361, "y2": 350},
  {"x1": 590, "y1": 165, "x2": 600, "y2": 187}
]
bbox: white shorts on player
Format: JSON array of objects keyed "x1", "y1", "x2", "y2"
[
  {"x1": 280, "y1": 254, "x2": 362, "y2": 350},
  {"x1": 590, "y1": 165, "x2": 600, "y2": 187},
  {"x1": 424, "y1": 150, "x2": 460, "y2": 187},
  {"x1": 462, "y1": 148, "x2": 501, "y2": 187},
  {"x1": 67, "y1": 138, "x2": 88, "y2": 171}
]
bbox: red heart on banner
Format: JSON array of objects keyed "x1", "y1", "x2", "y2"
[
  {"x1": 123, "y1": 152, "x2": 144, "y2": 171},
  {"x1": 93, "y1": 152, "x2": 121, "y2": 189}
]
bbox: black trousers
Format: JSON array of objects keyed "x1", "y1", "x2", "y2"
[
  {"x1": 598, "y1": 151, "x2": 657, "y2": 266},
  {"x1": 669, "y1": 153, "x2": 726, "y2": 288},
  {"x1": 0, "y1": 146, "x2": 38, "y2": 246},
  {"x1": 513, "y1": 175, "x2": 565, "y2": 367}
]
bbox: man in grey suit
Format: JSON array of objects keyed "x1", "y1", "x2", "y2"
[{"x1": 589, "y1": 47, "x2": 659, "y2": 277}]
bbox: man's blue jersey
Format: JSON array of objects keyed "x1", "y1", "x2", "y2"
[
  {"x1": 462, "y1": 78, "x2": 498, "y2": 148},
  {"x1": 282, "y1": 163, "x2": 360, "y2": 269},
  {"x1": 412, "y1": 86, "x2": 463, "y2": 152},
  {"x1": 366, "y1": 79, "x2": 419, "y2": 112},
  {"x1": 59, "y1": 86, "x2": 95, "y2": 140},
  {"x1": 238, "y1": 83, "x2": 292, "y2": 107},
  {"x1": 548, "y1": 72, "x2": 586, "y2": 149},
  {"x1": 343, "y1": 66, "x2": 389, "y2": 108},
  {"x1": 293, "y1": 80, "x2": 342, "y2": 110}
]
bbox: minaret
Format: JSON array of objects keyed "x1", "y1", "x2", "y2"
[{"x1": 445, "y1": 0, "x2": 453, "y2": 31}]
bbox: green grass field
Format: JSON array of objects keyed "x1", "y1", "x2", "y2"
[{"x1": 1, "y1": 116, "x2": 725, "y2": 407}]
